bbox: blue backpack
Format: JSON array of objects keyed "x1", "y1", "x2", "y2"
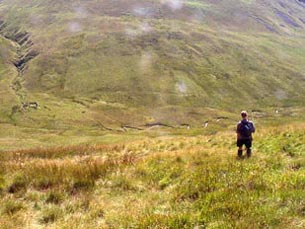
[{"x1": 240, "y1": 121, "x2": 254, "y2": 137}]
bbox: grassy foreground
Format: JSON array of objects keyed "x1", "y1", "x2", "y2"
[{"x1": 0, "y1": 122, "x2": 305, "y2": 228}]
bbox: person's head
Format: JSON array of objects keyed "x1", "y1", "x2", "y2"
[{"x1": 241, "y1": 111, "x2": 248, "y2": 119}]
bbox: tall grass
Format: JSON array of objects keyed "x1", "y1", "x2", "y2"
[{"x1": 0, "y1": 123, "x2": 304, "y2": 227}]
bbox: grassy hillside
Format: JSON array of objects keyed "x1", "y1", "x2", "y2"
[
  {"x1": 0, "y1": 0, "x2": 304, "y2": 129},
  {"x1": 1, "y1": 123, "x2": 305, "y2": 228},
  {"x1": 1, "y1": 1, "x2": 305, "y2": 228}
]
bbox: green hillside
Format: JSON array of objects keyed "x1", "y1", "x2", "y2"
[
  {"x1": 1, "y1": 1, "x2": 305, "y2": 227},
  {"x1": 0, "y1": 0, "x2": 305, "y2": 129}
]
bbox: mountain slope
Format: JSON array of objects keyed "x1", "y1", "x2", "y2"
[{"x1": 0, "y1": 0, "x2": 304, "y2": 128}]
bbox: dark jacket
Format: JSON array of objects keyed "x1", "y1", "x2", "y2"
[{"x1": 237, "y1": 119, "x2": 255, "y2": 140}]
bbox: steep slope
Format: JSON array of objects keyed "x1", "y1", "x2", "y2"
[
  {"x1": 0, "y1": 36, "x2": 19, "y2": 121},
  {"x1": 0, "y1": 0, "x2": 304, "y2": 128}
]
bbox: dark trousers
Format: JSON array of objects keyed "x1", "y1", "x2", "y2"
[
  {"x1": 237, "y1": 139, "x2": 252, "y2": 148},
  {"x1": 237, "y1": 139, "x2": 252, "y2": 157}
]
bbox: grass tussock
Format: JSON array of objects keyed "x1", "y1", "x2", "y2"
[
  {"x1": 0, "y1": 123, "x2": 305, "y2": 228},
  {"x1": 1, "y1": 199, "x2": 24, "y2": 215}
]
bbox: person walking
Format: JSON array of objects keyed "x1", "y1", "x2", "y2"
[{"x1": 236, "y1": 111, "x2": 255, "y2": 158}]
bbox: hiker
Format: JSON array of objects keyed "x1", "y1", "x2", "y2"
[{"x1": 236, "y1": 111, "x2": 255, "y2": 158}]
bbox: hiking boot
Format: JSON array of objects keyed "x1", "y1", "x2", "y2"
[
  {"x1": 238, "y1": 149, "x2": 243, "y2": 158},
  {"x1": 246, "y1": 148, "x2": 252, "y2": 158}
]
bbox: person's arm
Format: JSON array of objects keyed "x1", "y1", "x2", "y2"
[
  {"x1": 251, "y1": 122, "x2": 255, "y2": 133},
  {"x1": 236, "y1": 123, "x2": 241, "y2": 138}
]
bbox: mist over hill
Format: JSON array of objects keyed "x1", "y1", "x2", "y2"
[{"x1": 0, "y1": 0, "x2": 305, "y2": 128}]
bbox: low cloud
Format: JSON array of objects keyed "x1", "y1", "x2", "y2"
[
  {"x1": 68, "y1": 22, "x2": 82, "y2": 33},
  {"x1": 161, "y1": 0, "x2": 184, "y2": 11},
  {"x1": 133, "y1": 6, "x2": 155, "y2": 17},
  {"x1": 74, "y1": 6, "x2": 87, "y2": 18},
  {"x1": 125, "y1": 22, "x2": 153, "y2": 39},
  {"x1": 176, "y1": 81, "x2": 187, "y2": 93}
]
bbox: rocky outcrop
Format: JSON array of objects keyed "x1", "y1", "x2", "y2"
[
  {"x1": 0, "y1": 19, "x2": 39, "y2": 116},
  {"x1": 0, "y1": 20, "x2": 38, "y2": 72}
]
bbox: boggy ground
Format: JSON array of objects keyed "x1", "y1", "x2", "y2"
[{"x1": 0, "y1": 122, "x2": 305, "y2": 228}]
